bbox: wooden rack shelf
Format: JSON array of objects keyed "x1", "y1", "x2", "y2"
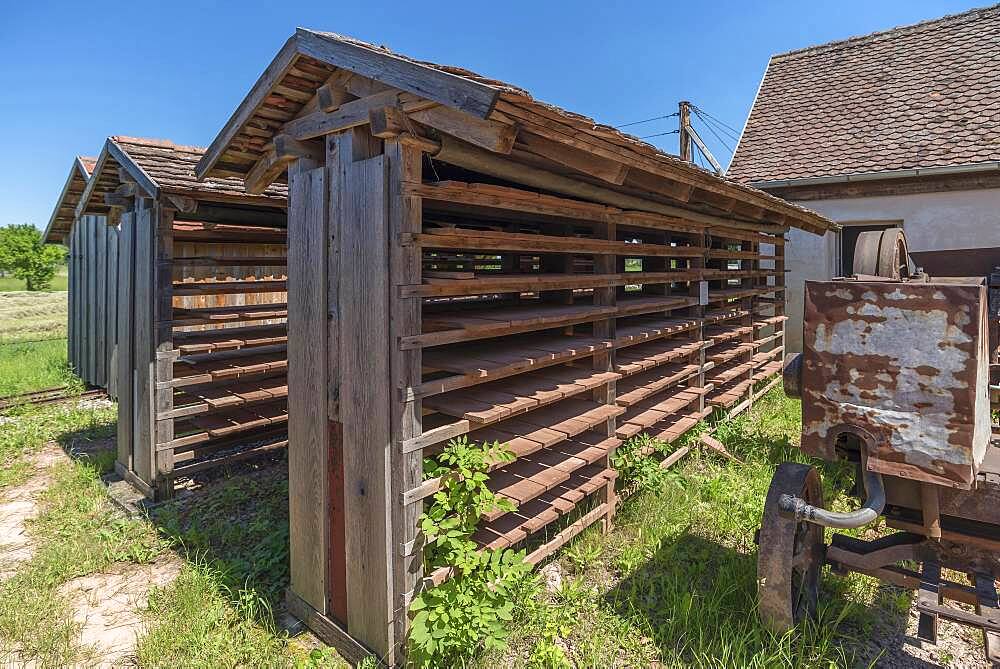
[
  {"x1": 615, "y1": 363, "x2": 701, "y2": 407},
  {"x1": 410, "y1": 301, "x2": 617, "y2": 348},
  {"x1": 165, "y1": 400, "x2": 288, "y2": 451},
  {"x1": 169, "y1": 351, "x2": 287, "y2": 389},
  {"x1": 402, "y1": 271, "x2": 701, "y2": 298},
  {"x1": 473, "y1": 464, "x2": 615, "y2": 550},
  {"x1": 170, "y1": 303, "x2": 288, "y2": 326},
  {"x1": 703, "y1": 308, "x2": 750, "y2": 324},
  {"x1": 172, "y1": 256, "x2": 288, "y2": 267},
  {"x1": 705, "y1": 325, "x2": 753, "y2": 346},
  {"x1": 706, "y1": 342, "x2": 755, "y2": 366},
  {"x1": 172, "y1": 324, "x2": 287, "y2": 354},
  {"x1": 615, "y1": 337, "x2": 702, "y2": 376},
  {"x1": 444, "y1": 399, "x2": 624, "y2": 461},
  {"x1": 419, "y1": 334, "x2": 611, "y2": 398},
  {"x1": 707, "y1": 379, "x2": 753, "y2": 408},
  {"x1": 616, "y1": 387, "x2": 707, "y2": 439},
  {"x1": 172, "y1": 279, "x2": 287, "y2": 296},
  {"x1": 614, "y1": 316, "x2": 700, "y2": 348},
  {"x1": 616, "y1": 295, "x2": 699, "y2": 318},
  {"x1": 422, "y1": 365, "x2": 620, "y2": 425},
  {"x1": 706, "y1": 360, "x2": 754, "y2": 387},
  {"x1": 410, "y1": 226, "x2": 706, "y2": 257},
  {"x1": 164, "y1": 377, "x2": 288, "y2": 420}
]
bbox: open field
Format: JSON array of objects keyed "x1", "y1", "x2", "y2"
[
  {"x1": 0, "y1": 290, "x2": 72, "y2": 397},
  {"x1": 3, "y1": 390, "x2": 980, "y2": 668}
]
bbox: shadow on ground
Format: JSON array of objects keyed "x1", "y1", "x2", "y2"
[{"x1": 601, "y1": 527, "x2": 930, "y2": 668}]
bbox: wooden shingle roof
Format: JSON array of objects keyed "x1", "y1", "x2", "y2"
[
  {"x1": 44, "y1": 156, "x2": 95, "y2": 244},
  {"x1": 197, "y1": 29, "x2": 833, "y2": 235},
  {"x1": 729, "y1": 4, "x2": 1000, "y2": 184},
  {"x1": 78, "y1": 136, "x2": 286, "y2": 218}
]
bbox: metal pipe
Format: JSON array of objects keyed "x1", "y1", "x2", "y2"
[{"x1": 778, "y1": 462, "x2": 885, "y2": 529}]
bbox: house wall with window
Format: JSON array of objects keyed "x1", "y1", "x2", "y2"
[{"x1": 782, "y1": 186, "x2": 1000, "y2": 352}]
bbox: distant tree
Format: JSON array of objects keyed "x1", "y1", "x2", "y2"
[{"x1": 0, "y1": 224, "x2": 66, "y2": 291}]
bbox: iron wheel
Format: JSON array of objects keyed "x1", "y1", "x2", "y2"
[{"x1": 758, "y1": 462, "x2": 826, "y2": 633}]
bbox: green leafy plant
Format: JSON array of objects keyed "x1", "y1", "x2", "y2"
[
  {"x1": 408, "y1": 436, "x2": 536, "y2": 667},
  {"x1": 0, "y1": 224, "x2": 65, "y2": 291},
  {"x1": 420, "y1": 435, "x2": 515, "y2": 566},
  {"x1": 611, "y1": 434, "x2": 673, "y2": 494}
]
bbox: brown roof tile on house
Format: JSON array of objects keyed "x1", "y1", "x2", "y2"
[
  {"x1": 79, "y1": 136, "x2": 287, "y2": 218},
  {"x1": 728, "y1": 4, "x2": 1000, "y2": 184}
]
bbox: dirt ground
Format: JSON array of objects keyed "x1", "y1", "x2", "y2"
[{"x1": 1, "y1": 443, "x2": 181, "y2": 666}]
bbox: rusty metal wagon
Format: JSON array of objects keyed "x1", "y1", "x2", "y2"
[{"x1": 758, "y1": 228, "x2": 1000, "y2": 659}]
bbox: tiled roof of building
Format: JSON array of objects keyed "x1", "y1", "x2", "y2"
[
  {"x1": 728, "y1": 4, "x2": 1000, "y2": 183},
  {"x1": 43, "y1": 156, "x2": 96, "y2": 244},
  {"x1": 79, "y1": 136, "x2": 286, "y2": 217}
]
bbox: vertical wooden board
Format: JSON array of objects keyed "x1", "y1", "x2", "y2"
[
  {"x1": 339, "y1": 154, "x2": 394, "y2": 655},
  {"x1": 132, "y1": 203, "x2": 155, "y2": 485},
  {"x1": 287, "y1": 164, "x2": 330, "y2": 614},
  {"x1": 116, "y1": 213, "x2": 135, "y2": 470},
  {"x1": 385, "y1": 140, "x2": 423, "y2": 647},
  {"x1": 106, "y1": 224, "x2": 119, "y2": 399},
  {"x1": 152, "y1": 207, "x2": 175, "y2": 499},
  {"x1": 87, "y1": 217, "x2": 97, "y2": 385},
  {"x1": 95, "y1": 220, "x2": 107, "y2": 388},
  {"x1": 67, "y1": 222, "x2": 76, "y2": 372}
]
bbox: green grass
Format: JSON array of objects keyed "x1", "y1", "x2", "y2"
[
  {"x1": 0, "y1": 288, "x2": 73, "y2": 396},
  {"x1": 0, "y1": 339, "x2": 79, "y2": 397},
  {"x1": 0, "y1": 387, "x2": 904, "y2": 667},
  {"x1": 0, "y1": 274, "x2": 68, "y2": 292},
  {"x1": 0, "y1": 405, "x2": 167, "y2": 666},
  {"x1": 472, "y1": 391, "x2": 895, "y2": 668}
]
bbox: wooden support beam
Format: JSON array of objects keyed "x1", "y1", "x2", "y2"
[
  {"x1": 369, "y1": 106, "x2": 407, "y2": 139},
  {"x1": 318, "y1": 82, "x2": 353, "y2": 112},
  {"x1": 104, "y1": 193, "x2": 133, "y2": 209},
  {"x1": 433, "y1": 135, "x2": 785, "y2": 233},
  {"x1": 516, "y1": 131, "x2": 629, "y2": 184},
  {"x1": 283, "y1": 89, "x2": 403, "y2": 142},
  {"x1": 410, "y1": 105, "x2": 516, "y2": 154},
  {"x1": 246, "y1": 134, "x2": 325, "y2": 194},
  {"x1": 165, "y1": 194, "x2": 198, "y2": 214}
]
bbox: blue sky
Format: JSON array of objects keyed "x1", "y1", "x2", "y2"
[{"x1": 0, "y1": 0, "x2": 985, "y2": 231}]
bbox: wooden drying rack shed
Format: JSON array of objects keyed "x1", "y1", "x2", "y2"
[
  {"x1": 77, "y1": 136, "x2": 288, "y2": 499},
  {"x1": 196, "y1": 29, "x2": 834, "y2": 664},
  {"x1": 43, "y1": 156, "x2": 123, "y2": 396}
]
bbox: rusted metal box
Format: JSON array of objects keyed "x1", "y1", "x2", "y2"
[{"x1": 800, "y1": 279, "x2": 992, "y2": 489}]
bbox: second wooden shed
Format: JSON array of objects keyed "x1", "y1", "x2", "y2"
[
  {"x1": 196, "y1": 30, "x2": 834, "y2": 663},
  {"x1": 77, "y1": 136, "x2": 288, "y2": 499}
]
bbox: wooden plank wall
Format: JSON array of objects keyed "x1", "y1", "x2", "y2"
[
  {"x1": 117, "y1": 200, "x2": 289, "y2": 499},
  {"x1": 66, "y1": 215, "x2": 119, "y2": 398}
]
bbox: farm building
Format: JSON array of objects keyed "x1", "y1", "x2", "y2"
[
  {"x1": 729, "y1": 4, "x2": 1000, "y2": 352},
  {"x1": 195, "y1": 29, "x2": 834, "y2": 662},
  {"x1": 44, "y1": 156, "x2": 122, "y2": 395},
  {"x1": 72, "y1": 136, "x2": 288, "y2": 499}
]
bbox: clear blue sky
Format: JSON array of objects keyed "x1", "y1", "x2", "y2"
[{"x1": 0, "y1": 0, "x2": 986, "y2": 231}]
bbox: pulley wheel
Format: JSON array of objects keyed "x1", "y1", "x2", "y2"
[
  {"x1": 758, "y1": 462, "x2": 825, "y2": 633},
  {"x1": 853, "y1": 227, "x2": 911, "y2": 280}
]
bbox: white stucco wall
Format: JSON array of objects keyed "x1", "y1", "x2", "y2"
[{"x1": 783, "y1": 187, "x2": 1000, "y2": 352}]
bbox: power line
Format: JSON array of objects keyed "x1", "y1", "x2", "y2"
[
  {"x1": 692, "y1": 108, "x2": 735, "y2": 155},
  {"x1": 640, "y1": 129, "x2": 680, "y2": 139},
  {"x1": 697, "y1": 111, "x2": 740, "y2": 144},
  {"x1": 615, "y1": 112, "x2": 678, "y2": 129},
  {"x1": 691, "y1": 104, "x2": 741, "y2": 137}
]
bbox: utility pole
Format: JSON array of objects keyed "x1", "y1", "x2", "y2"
[
  {"x1": 678, "y1": 100, "x2": 692, "y2": 162},
  {"x1": 678, "y1": 100, "x2": 724, "y2": 175}
]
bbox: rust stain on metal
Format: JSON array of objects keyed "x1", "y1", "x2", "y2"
[{"x1": 800, "y1": 279, "x2": 991, "y2": 489}]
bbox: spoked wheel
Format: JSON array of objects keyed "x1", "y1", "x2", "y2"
[{"x1": 758, "y1": 462, "x2": 826, "y2": 633}]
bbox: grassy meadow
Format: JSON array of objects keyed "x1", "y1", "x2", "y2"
[
  {"x1": 0, "y1": 288, "x2": 73, "y2": 397},
  {"x1": 0, "y1": 389, "x2": 915, "y2": 668}
]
